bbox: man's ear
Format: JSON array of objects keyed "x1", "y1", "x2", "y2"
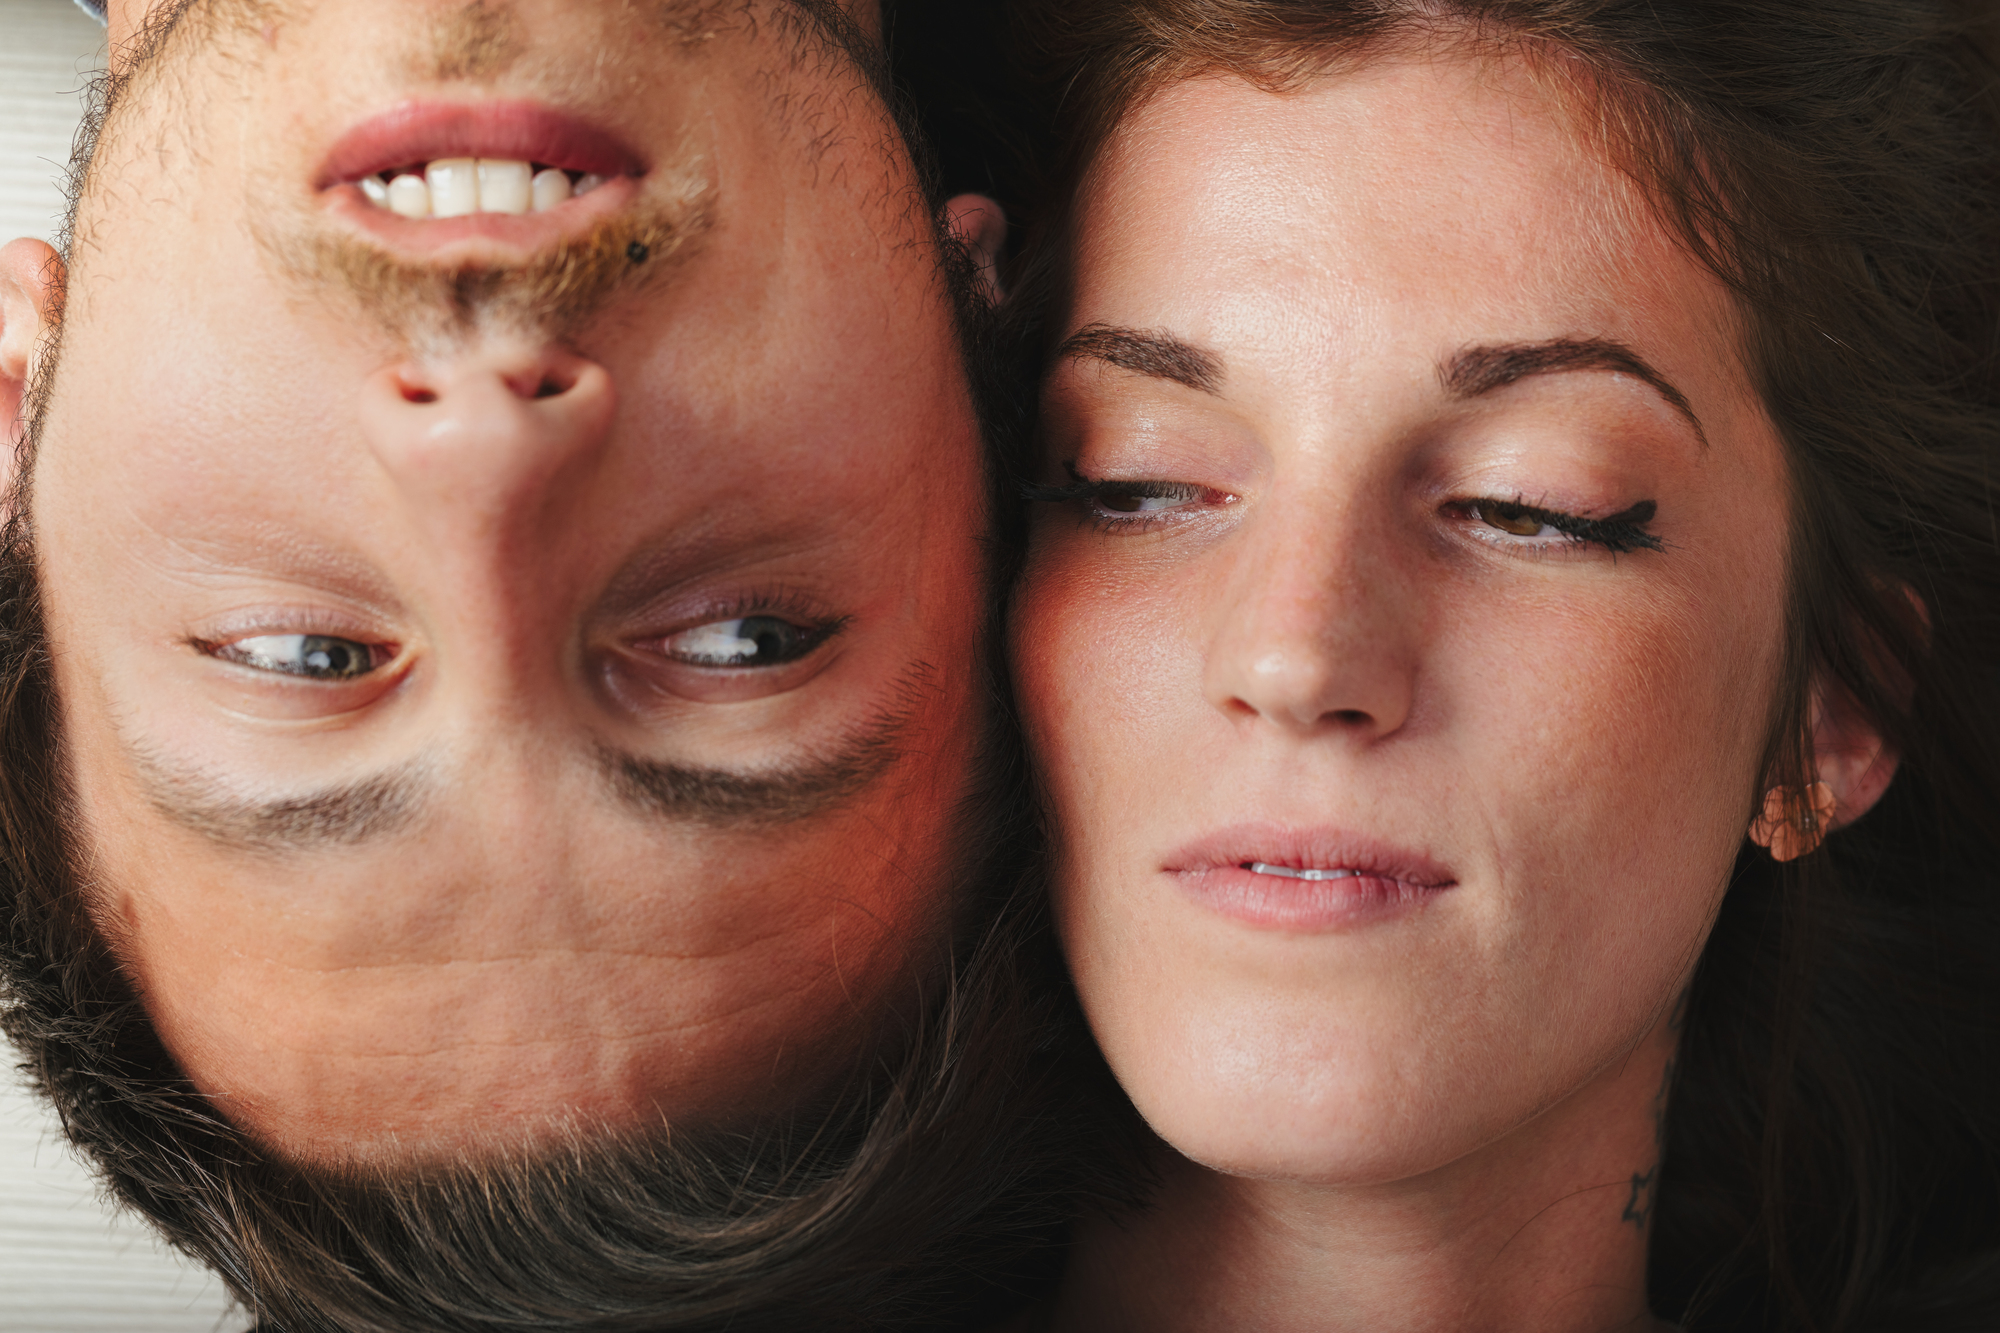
[
  {"x1": 944, "y1": 194, "x2": 1008, "y2": 304},
  {"x1": 1810, "y1": 675, "x2": 1899, "y2": 832},
  {"x1": 0, "y1": 238, "x2": 65, "y2": 478}
]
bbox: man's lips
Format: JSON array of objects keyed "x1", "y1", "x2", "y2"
[
  {"x1": 316, "y1": 100, "x2": 644, "y2": 189},
  {"x1": 1164, "y1": 823, "x2": 1456, "y2": 929}
]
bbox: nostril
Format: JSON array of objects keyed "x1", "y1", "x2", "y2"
[
  {"x1": 391, "y1": 371, "x2": 438, "y2": 404},
  {"x1": 503, "y1": 366, "x2": 578, "y2": 400}
]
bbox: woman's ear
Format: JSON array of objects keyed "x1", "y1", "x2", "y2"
[
  {"x1": 1749, "y1": 678, "x2": 1895, "y2": 861},
  {"x1": 1, "y1": 238, "x2": 65, "y2": 481},
  {"x1": 944, "y1": 194, "x2": 1008, "y2": 304},
  {"x1": 1809, "y1": 675, "x2": 1899, "y2": 832}
]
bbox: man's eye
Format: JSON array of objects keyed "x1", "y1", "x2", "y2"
[
  {"x1": 660, "y1": 616, "x2": 825, "y2": 667},
  {"x1": 215, "y1": 634, "x2": 384, "y2": 679}
]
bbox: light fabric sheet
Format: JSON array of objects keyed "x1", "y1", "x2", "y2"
[
  {"x1": 1, "y1": 1041, "x2": 243, "y2": 1331},
  {"x1": 0, "y1": 0, "x2": 98, "y2": 244}
]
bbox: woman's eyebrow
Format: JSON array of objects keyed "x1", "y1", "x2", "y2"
[
  {"x1": 1055, "y1": 324, "x2": 1225, "y2": 394},
  {"x1": 1440, "y1": 337, "x2": 1709, "y2": 448}
]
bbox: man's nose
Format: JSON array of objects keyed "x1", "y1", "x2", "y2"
[
  {"x1": 358, "y1": 340, "x2": 616, "y2": 537},
  {"x1": 1202, "y1": 496, "x2": 1418, "y2": 741}
]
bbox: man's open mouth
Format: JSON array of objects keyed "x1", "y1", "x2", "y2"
[
  {"x1": 319, "y1": 100, "x2": 647, "y2": 224},
  {"x1": 352, "y1": 160, "x2": 611, "y2": 218}
]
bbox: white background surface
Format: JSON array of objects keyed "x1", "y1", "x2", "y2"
[
  {"x1": 1, "y1": 1058, "x2": 243, "y2": 1331},
  {"x1": 2, "y1": 1, "x2": 247, "y2": 1327},
  {"x1": 0, "y1": 0, "x2": 95, "y2": 245}
]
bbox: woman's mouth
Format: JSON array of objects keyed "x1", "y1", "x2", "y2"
[
  {"x1": 1244, "y1": 862, "x2": 1362, "y2": 881},
  {"x1": 1165, "y1": 825, "x2": 1457, "y2": 930}
]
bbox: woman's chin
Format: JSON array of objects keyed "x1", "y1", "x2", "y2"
[{"x1": 1120, "y1": 1051, "x2": 1500, "y2": 1189}]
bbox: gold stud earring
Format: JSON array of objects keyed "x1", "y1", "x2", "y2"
[{"x1": 1749, "y1": 780, "x2": 1837, "y2": 862}]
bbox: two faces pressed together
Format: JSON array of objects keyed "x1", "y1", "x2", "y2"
[{"x1": 2, "y1": 0, "x2": 1988, "y2": 1329}]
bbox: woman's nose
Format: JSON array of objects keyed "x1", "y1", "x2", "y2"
[
  {"x1": 1202, "y1": 509, "x2": 1417, "y2": 740},
  {"x1": 358, "y1": 339, "x2": 616, "y2": 536}
]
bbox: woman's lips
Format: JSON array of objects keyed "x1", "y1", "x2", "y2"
[{"x1": 1164, "y1": 823, "x2": 1457, "y2": 930}]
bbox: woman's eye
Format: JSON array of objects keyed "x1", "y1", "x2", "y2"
[
  {"x1": 1024, "y1": 467, "x2": 1233, "y2": 530},
  {"x1": 1095, "y1": 483, "x2": 1202, "y2": 515},
  {"x1": 660, "y1": 616, "x2": 825, "y2": 667},
  {"x1": 1461, "y1": 497, "x2": 1662, "y2": 554},
  {"x1": 215, "y1": 634, "x2": 384, "y2": 679},
  {"x1": 1474, "y1": 501, "x2": 1558, "y2": 539}
]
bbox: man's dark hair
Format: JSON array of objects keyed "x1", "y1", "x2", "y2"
[
  {"x1": 0, "y1": 2, "x2": 1119, "y2": 1328},
  {"x1": 999, "y1": 0, "x2": 2000, "y2": 1328}
]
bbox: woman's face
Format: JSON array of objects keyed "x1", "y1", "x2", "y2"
[{"x1": 1013, "y1": 51, "x2": 1792, "y2": 1184}]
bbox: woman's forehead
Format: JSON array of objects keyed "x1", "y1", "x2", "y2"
[{"x1": 1066, "y1": 58, "x2": 1747, "y2": 430}]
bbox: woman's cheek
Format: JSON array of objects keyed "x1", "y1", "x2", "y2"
[
  {"x1": 1019, "y1": 545, "x2": 1179, "y2": 772},
  {"x1": 1440, "y1": 577, "x2": 1764, "y2": 949}
]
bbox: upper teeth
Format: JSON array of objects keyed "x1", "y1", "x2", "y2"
[
  {"x1": 357, "y1": 159, "x2": 609, "y2": 219},
  {"x1": 1247, "y1": 862, "x2": 1361, "y2": 881}
]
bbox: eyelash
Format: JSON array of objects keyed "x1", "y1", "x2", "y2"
[
  {"x1": 647, "y1": 592, "x2": 850, "y2": 659},
  {"x1": 1454, "y1": 497, "x2": 1663, "y2": 554},
  {"x1": 1023, "y1": 468, "x2": 1235, "y2": 534},
  {"x1": 1028, "y1": 466, "x2": 1662, "y2": 553},
  {"x1": 681, "y1": 590, "x2": 840, "y2": 627},
  {"x1": 193, "y1": 621, "x2": 397, "y2": 665}
]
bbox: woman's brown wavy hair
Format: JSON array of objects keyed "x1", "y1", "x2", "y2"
[{"x1": 997, "y1": 1, "x2": 2000, "y2": 1328}]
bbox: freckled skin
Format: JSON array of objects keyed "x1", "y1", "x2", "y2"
[
  {"x1": 7, "y1": 0, "x2": 989, "y2": 1163},
  {"x1": 1014, "y1": 53, "x2": 1797, "y2": 1331}
]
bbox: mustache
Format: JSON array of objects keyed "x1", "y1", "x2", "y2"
[{"x1": 253, "y1": 178, "x2": 712, "y2": 352}]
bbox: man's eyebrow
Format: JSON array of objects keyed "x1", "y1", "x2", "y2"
[
  {"x1": 602, "y1": 666, "x2": 933, "y2": 829},
  {"x1": 133, "y1": 752, "x2": 431, "y2": 854},
  {"x1": 1056, "y1": 324, "x2": 1225, "y2": 395},
  {"x1": 1441, "y1": 338, "x2": 1709, "y2": 447}
]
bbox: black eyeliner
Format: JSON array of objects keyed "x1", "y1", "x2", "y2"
[
  {"x1": 1023, "y1": 461, "x2": 1213, "y2": 513},
  {"x1": 1484, "y1": 498, "x2": 1663, "y2": 554},
  {"x1": 1022, "y1": 459, "x2": 1098, "y2": 505},
  {"x1": 1022, "y1": 477, "x2": 1099, "y2": 504},
  {"x1": 1567, "y1": 499, "x2": 1661, "y2": 553}
]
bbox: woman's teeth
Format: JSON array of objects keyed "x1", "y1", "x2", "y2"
[
  {"x1": 1246, "y1": 862, "x2": 1362, "y2": 881},
  {"x1": 355, "y1": 158, "x2": 608, "y2": 219}
]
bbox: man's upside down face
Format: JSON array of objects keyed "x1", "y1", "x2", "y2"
[{"x1": 0, "y1": 0, "x2": 993, "y2": 1163}]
